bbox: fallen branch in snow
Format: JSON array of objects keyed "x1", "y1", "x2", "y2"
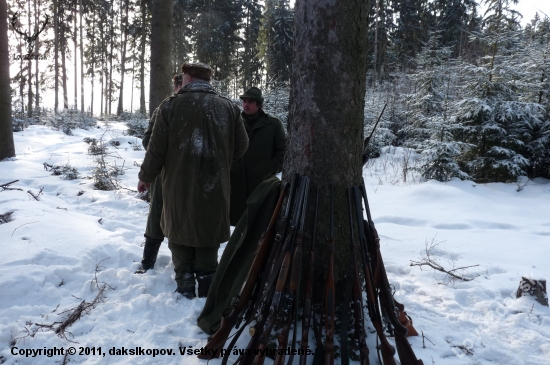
[
  {"x1": 27, "y1": 187, "x2": 44, "y2": 201},
  {"x1": 11, "y1": 259, "x2": 114, "y2": 344},
  {"x1": 1, "y1": 180, "x2": 23, "y2": 192},
  {"x1": 11, "y1": 221, "x2": 39, "y2": 236},
  {"x1": 445, "y1": 339, "x2": 474, "y2": 355},
  {"x1": 0, "y1": 212, "x2": 14, "y2": 224},
  {"x1": 410, "y1": 237, "x2": 480, "y2": 284}
]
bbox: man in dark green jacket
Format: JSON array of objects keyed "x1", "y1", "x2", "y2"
[
  {"x1": 138, "y1": 63, "x2": 249, "y2": 299},
  {"x1": 135, "y1": 74, "x2": 184, "y2": 275},
  {"x1": 229, "y1": 87, "x2": 286, "y2": 225}
]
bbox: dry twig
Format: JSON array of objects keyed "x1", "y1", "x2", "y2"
[
  {"x1": 1, "y1": 180, "x2": 22, "y2": 191},
  {"x1": 410, "y1": 237, "x2": 480, "y2": 284}
]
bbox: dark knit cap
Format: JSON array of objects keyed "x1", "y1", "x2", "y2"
[
  {"x1": 181, "y1": 62, "x2": 213, "y2": 81},
  {"x1": 239, "y1": 87, "x2": 264, "y2": 104}
]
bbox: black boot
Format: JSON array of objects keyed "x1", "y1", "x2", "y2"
[
  {"x1": 135, "y1": 237, "x2": 163, "y2": 274},
  {"x1": 176, "y1": 272, "x2": 196, "y2": 299},
  {"x1": 196, "y1": 271, "x2": 215, "y2": 298}
]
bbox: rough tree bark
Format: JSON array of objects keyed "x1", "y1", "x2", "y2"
[
  {"x1": 117, "y1": 0, "x2": 129, "y2": 116},
  {"x1": 34, "y1": 0, "x2": 40, "y2": 112},
  {"x1": 283, "y1": 0, "x2": 369, "y2": 297},
  {"x1": 0, "y1": 0, "x2": 15, "y2": 160},
  {"x1": 54, "y1": 0, "x2": 58, "y2": 112},
  {"x1": 139, "y1": 0, "x2": 147, "y2": 115},
  {"x1": 27, "y1": 0, "x2": 32, "y2": 117},
  {"x1": 79, "y1": 0, "x2": 83, "y2": 113},
  {"x1": 149, "y1": 0, "x2": 172, "y2": 117}
]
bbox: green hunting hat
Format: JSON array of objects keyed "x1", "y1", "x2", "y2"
[
  {"x1": 181, "y1": 62, "x2": 212, "y2": 81},
  {"x1": 239, "y1": 87, "x2": 264, "y2": 104}
]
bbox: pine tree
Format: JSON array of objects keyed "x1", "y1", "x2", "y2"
[
  {"x1": 454, "y1": 0, "x2": 539, "y2": 182},
  {"x1": 191, "y1": 0, "x2": 242, "y2": 81},
  {"x1": 259, "y1": 0, "x2": 293, "y2": 84},
  {"x1": 405, "y1": 33, "x2": 469, "y2": 181},
  {"x1": 240, "y1": 0, "x2": 262, "y2": 90}
]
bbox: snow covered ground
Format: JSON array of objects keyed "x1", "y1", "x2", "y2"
[{"x1": 0, "y1": 124, "x2": 549, "y2": 365}]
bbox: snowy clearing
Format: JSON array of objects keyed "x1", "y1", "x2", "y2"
[{"x1": 1, "y1": 124, "x2": 549, "y2": 365}]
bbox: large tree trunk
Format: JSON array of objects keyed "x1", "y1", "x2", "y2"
[
  {"x1": 27, "y1": 0, "x2": 33, "y2": 117},
  {"x1": 61, "y1": 26, "x2": 68, "y2": 110},
  {"x1": 107, "y1": 0, "x2": 114, "y2": 115},
  {"x1": 34, "y1": 0, "x2": 39, "y2": 112},
  {"x1": 90, "y1": 15, "x2": 95, "y2": 116},
  {"x1": 0, "y1": 0, "x2": 15, "y2": 160},
  {"x1": 73, "y1": 4, "x2": 77, "y2": 109},
  {"x1": 149, "y1": 0, "x2": 172, "y2": 117},
  {"x1": 284, "y1": 0, "x2": 369, "y2": 297},
  {"x1": 54, "y1": 0, "x2": 58, "y2": 112},
  {"x1": 79, "y1": 0, "x2": 84, "y2": 113},
  {"x1": 139, "y1": 0, "x2": 147, "y2": 115},
  {"x1": 117, "y1": 0, "x2": 129, "y2": 116}
]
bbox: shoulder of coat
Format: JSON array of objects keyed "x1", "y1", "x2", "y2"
[{"x1": 264, "y1": 113, "x2": 283, "y2": 126}]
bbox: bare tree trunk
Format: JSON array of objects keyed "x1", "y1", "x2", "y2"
[
  {"x1": 117, "y1": 0, "x2": 129, "y2": 115},
  {"x1": 107, "y1": 0, "x2": 114, "y2": 115},
  {"x1": 79, "y1": 0, "x2": 84, "y2": 112},
  {"x1": 34, "y1": 0, "x2": 39, "y2": 112},
  {"x1": 73, "y1": 3, "x2": 77, "y2": 109},
  {"x1": 149, "y1": 0, "x2": 172, "y2": 117},
  {"x1": 27, "y1": 0, "x2": 33, "y2": 117},
  {"x1": 130, "y1": 57, "x2": 135, "y2": 112},
  {"x1": 90, "y1": 14, "x2": 95, "y2": 116},
  {"x1": 61, "y1": 25, "x2": 68, "y2": 110},
  {"x1": 0, "y1": 0, "x2": 15, "y2": 160},
  {"x1": 284, "y1": 0, "x2": 369, "y2": 297},
  {"x1": 54, "y1": 0, "x2": 59, "y2": 112},
  {"x1": 139, "y1": 0, "x2": 146, "y2": 115}
]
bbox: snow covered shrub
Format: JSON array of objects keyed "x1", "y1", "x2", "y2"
[
  {"x1": 60, "y1": 165, "x2": 79, "y2": 180},
  {"x1": 45, "y1": 109, "x2": 97, "y2": 135},
  {"x1": 125, "y1": 118, "x2": 149, "y2": 139},
  {"x1": 44, "y1": 162, "x2": 80, "y2": 180},
  {"x1": 12, "y1": 117, "x2": 27, "y2": 132}
]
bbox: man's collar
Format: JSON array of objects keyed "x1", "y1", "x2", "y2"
[{"x1": 178, "y1": 81, "x2": 216, "y2": 94}]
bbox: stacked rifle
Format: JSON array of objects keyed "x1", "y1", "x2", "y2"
[{"x1": 199, "y1": 173, "x2": 423, "y2": 365}]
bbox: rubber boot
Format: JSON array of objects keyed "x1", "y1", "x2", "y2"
[
  {"x1": 135, "y1": 237, "x2": 163, "y2": 274},
  {"x1": 176, "y1": 272, "x2": 196, "y2": 299},
  {"x1": 196, "y1": 271, "x2": 215, "y2": 298}
]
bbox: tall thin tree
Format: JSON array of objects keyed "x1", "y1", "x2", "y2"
[{"x1": 0, "y1": 0, "x2": 15, "y2": 160}]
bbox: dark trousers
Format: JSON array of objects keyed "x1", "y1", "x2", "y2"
[
  {"x1": 168, "y1": 243, "x2": 219, "y2": 288},
  {"x1": 145, "y1": 176, "x2": 164, "y2": 240}
]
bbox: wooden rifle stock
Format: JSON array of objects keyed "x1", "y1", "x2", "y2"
[
  {"x1": 251, "y1": 252, "x2": 291, "y2": 365},
  {"x1": 273, "y1": 236, "x2": 301, "y2": 365},
  {"x1": 352, "y1": 186, "x2": 397, "y2": 365},
  {"x1": 198, "y1": 183, "x2": 289, "y2": 360},
  {"x1": 360, "y1": 183, "x2": 424, "y2": 365},
  {"x1": 300, "y1": 186, "x2": 320, "y2": 365},
  {"x1": 275, "y1": 177, "x2": 309, "y2": 365},
  {"x1": 347, "y1": 187, "x2": 370, "y2": 365},
  {"x1": 325, "y1": 183, "x2": 335, "y2": 365}
]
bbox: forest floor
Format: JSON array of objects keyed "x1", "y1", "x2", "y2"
[{"x1": 0, "y1": 122, "x2": 549, "y2": 364}]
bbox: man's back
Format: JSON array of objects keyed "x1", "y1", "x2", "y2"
[{"x1": 139, "y1": 82, "x2": 248, "y2": 247}]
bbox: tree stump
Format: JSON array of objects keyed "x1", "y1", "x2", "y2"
[{"x1": 516, "y1": 277, "x2": 548, "y2": 307}]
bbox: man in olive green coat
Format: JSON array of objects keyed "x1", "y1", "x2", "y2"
[
  {"x1": 138, "y1": 63, "x2": 249, "y2": 299},
  {"x1": 135, "y1": 74, "x2": 184, "y2": 275},
  {"x1": 197, "y1": 176, "x2": 281, "y2": 335},
  {"x1": 229, "y1": 87, "x2": 286, "y2": 225}
]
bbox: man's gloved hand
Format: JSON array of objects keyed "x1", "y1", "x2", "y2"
[{"x1": 137, "y1": 180, "x2": 151, "y2": 193}]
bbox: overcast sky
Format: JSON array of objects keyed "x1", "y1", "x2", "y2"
[{"x1": 507, "y1": 0, "x2": 549, "y2": 24}]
